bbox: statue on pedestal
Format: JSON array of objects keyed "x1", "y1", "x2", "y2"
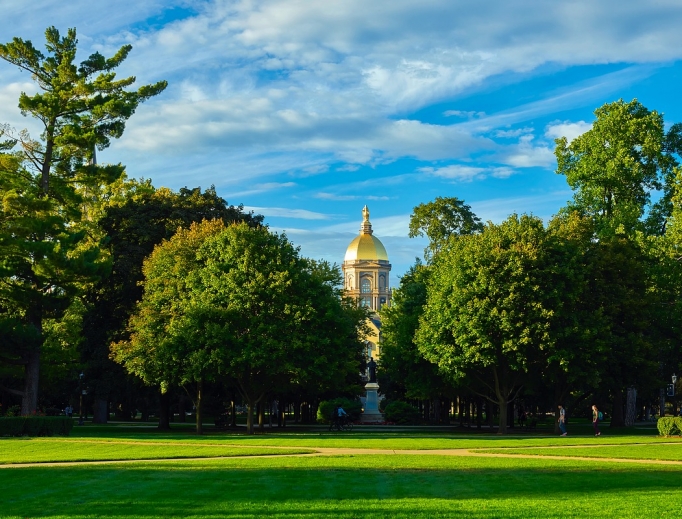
[{"x1": 367, "y1": 357, "x2": 377, "y2": 383}]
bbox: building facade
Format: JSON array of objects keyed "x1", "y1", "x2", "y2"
[{"x1": 342, "y1": 206, "x2": 391, "y2": 362}]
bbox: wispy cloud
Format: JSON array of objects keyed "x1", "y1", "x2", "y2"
[
  {"x1": 545, "y1": 120, "x2": 592, "y2": 142},
  {"x1": 419, "y1": 164, "x2": 517, "y2": 182},
  {"x1": 242, "y1": 206, "x2": 333, "y2": 220},
  {"x1": 314, "y1": 193, "x2": 390, "y2": 201}
]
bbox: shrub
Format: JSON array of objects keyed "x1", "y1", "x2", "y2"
[
  {"x1": 0, "y1": 417, "x2": 24, "y2": 436},
  {"x1": 317, "y1": 398, "x2": 363, "y2": 424},
  {"x1": 657, "y1": 416, "x2": 682, "y2": 437},
  {"x1": 383, "y1": 401, "x2": 420, "y2": 425},
  {"x1": 4, "y1": 405, "x2": 21, "y2": 417},
  {"x1": 0, "y1": 417, "x2": 73, "y2": 437}
]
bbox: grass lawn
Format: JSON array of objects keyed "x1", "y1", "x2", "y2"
[
  {"x1": 1, "y1": 424, "x2": 681, "y2": 518},
  {"x1": 2, "y1": 455, "x2": 681, "y2": 518},
  {"x1": 0, "y1": 438, "x2": 312, "y2": 464},
  {"x1": 479, "y1": 443, "x2": 682, "y2": 461}
]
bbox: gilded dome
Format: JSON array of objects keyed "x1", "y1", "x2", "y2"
[{"x1": 344, "y1": 206, "x2": 389, "y2": 262}]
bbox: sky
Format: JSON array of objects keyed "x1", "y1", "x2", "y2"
[{"x1": 2, "y1": 0, "x2": 682, "y2": 286}]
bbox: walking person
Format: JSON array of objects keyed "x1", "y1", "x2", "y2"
[
  {"x1": 558, "y1": 404, "x2": 567, "y2": 436},
  {"x1": 592, "y1": 404, "x2": 601, "y2": 436}
]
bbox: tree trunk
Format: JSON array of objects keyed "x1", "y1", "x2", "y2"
[
  {"x1": 21, "y1": 347, "x2": 40, "y2": 416},
  {"x1": 158, "y1": 391, "x2": 170, "y2": 430},
  {"x1": 41, "y1": 123, "x2": 55, "y2": 194},
  {"x1": 195, "y1": 378, "x2": 203, "y2": 435},
  {"x1": 230, "y1": 396, "x2": 237, "y2": 427},
  {"x1": 476, "y1": 397, "x2": 482, "y2": 429},
  {"x1": 610, "y1": 388, "x2": 624, "y2": 427},
  {"x1": 258, "y1": 401, "x2": 265, "y2": 431},
  {"x1": 92, "y1": 398, "x2": 108, "y2": 424},
  {"x1": 246, "y1": 398, "x2": 255, "y2": 435},
  {"x1": 177, "y1": 394, "x2": 186, "y2": 423},
  {"x1": 497, "y1": 396, "x2": 508, "y2": 434}
]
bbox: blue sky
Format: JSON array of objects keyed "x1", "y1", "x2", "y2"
[{"x1": 2, "y1": 0, "x2": 682, "y2": 285}]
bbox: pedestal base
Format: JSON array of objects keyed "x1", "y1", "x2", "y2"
[{"x1": 360, "y1": 382, "x2": 384, "y2": 423}]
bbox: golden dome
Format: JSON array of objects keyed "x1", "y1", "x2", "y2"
[{"x1": 344, "y1": 206, "x2": 389, "y2": 262}]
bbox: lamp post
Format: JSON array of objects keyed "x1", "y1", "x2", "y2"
[
  {"x1": 78, "y1": 372, "x2": 84, "y2": 426},
  {"x1": 670, "y1": 373, "x2": 677, "y2": 416}
]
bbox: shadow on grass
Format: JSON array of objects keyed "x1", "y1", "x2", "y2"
[{"x1": 1, "y1": 460, "x2": 681, "y2": 517}]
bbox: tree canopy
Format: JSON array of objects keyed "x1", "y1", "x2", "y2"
[
  {"x1": 112, "y1": 221, "x2": 366, "y2": 434},
  {"x1": 0, "y1": 27, "x2": 166, "y2": 414}
]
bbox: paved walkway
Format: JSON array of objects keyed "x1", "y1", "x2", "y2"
[{"x1": 3, "y1": 446, "x2": 682, "y2": 468}]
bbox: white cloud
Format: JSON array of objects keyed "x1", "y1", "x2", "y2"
[
  {"x1": 501, "y1": 135, "x2": 555, "y2": 168},
  {"x1": 545, "y1": 120, "x2": 593, "y2": 142},
  {"x1": 419, "y1": 164, "x2": 517, "y2": 182},
  {"x1": 444, "y1": 110, "x2": 485, "y2": 118},
  {"x1": 494, "y1": 127, "x2": 534, "y2": 138},
  {"x1": 242, "y1": 206, "x2": 333, "y2": 220},
  {"x1": 420, "y1": 165, "x2": 485, "y2": 181},
  {"x1": 314, "y1": 193, "x2": 390, "y2": 201}
]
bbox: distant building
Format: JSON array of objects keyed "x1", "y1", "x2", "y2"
[{"x1": 342, "y1": 206, "x2": 391, "y2": 362}]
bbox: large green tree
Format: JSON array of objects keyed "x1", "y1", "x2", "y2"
[
  {"x1": 0, "y1": 27, "x2": 166, "y2": 414},
  {"x1": 379, "y1": 262, "x2": 452, "y2": 405},
  {"x1": 555, "y1": 99, "x2": 679, "y2": 237},
  {"x1": 409, "y1": 197, "x2": 483, "y2": 262},
  {"x1": 113, "y1": 221, "x2": 366, "y2": 434},
  {"x1": 80, "y1": 184, "x2": 262, "y2": 424},
  {"x1": 416, "y1": 215, "x2": 562, "y2": 433},
  {"x1": 555, "y1": 98, "x2": 679, "y2": 423}
]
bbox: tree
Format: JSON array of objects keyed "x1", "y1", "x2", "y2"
[
  {"x1": 79, "y1": 184, "x2": 262, "y2": 425},
  {"x1": 416, "y1": 215, "x2": 558, "y2": 433},
  {"x1": 379, "y1": 262, "x2": 452, "y2": 406},
  {"x1": 555, "y1": 99, "x2": 679, "y2": 237},
  {"x1": 0, "y1": 27, "x2": 166, "y2": 414},
  {"x1": 112, "y1": 222, "x2": 366, "y2": 434},
  {"x1": 409, "y1": 197, "x2": 483, "y2": 261},
  {"x1": 554, "y1": 99, "x2": 679, "y2": 424}
]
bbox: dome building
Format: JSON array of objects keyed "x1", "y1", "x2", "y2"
[{"x1": 343, "y1": 206, "x2": 391, "y2": 362}]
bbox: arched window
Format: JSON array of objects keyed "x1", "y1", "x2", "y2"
[
  {"x1": 361, "y1": 278, "x2": 371, "y2": 293},
  {"x1": 379, "y1": 274, "x2": 386, "y2": 289}
]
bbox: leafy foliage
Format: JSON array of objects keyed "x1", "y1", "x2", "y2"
[
  {"x1": 383, "y1": 401, "x2": 421, "y2": 424},
  {"x1": 409, "y1": 196, "x2": 483, "y2": 261},
  {"x1": 0, "y1": 27, "x2": 166, "y2": 414},
  {"x1": 113, "y1": 221, "x2": 366, "y2": 434}
]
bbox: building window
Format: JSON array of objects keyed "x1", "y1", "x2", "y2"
[
  {"x1": 379, "y1": 297, "x2": 386, "y2": 310},
  {"x1": 361, "y1": 297, "x2": 371, "y2": 307},
  {"x1": 379, "y1": 274, "x2": 386, "y2": 289},
  {"x1": 361, "y1": 278, "x2": 371, "y2": 293}
]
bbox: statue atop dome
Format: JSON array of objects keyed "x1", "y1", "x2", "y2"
[{"x1": 342, "y1": 206, "x2": 392, "y2": 313}]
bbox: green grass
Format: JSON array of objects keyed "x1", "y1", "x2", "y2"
[
  {"x1": 0, "y1": 439, "x2": 312, "y2": 464},
  {"x1": 1, "y1": 455, "x2": 681, "y2": 518},
  {"x1": 479, "y1": 443, "x2": 682, "y2": 461},
  {"x1": 2, "y1": 425, "x2": 681, "y2": 518}
]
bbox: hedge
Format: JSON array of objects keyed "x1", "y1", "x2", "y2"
[
  {"x1": 0, "y1": 416, "x2": 74, "y2": 437},
  {"x1": 317, "y1": 398, "x2": 363, "y2": 424},
  {"x1": 383, "y1": 401, "x2": 421, "y2": 425},
  {"x1": 657, "y1": 416, "x2": 682, "y2": 437}
]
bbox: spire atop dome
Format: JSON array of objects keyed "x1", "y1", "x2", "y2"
[{"x1": 360, "y1": 205, "x2": 373, "y2": 235}]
